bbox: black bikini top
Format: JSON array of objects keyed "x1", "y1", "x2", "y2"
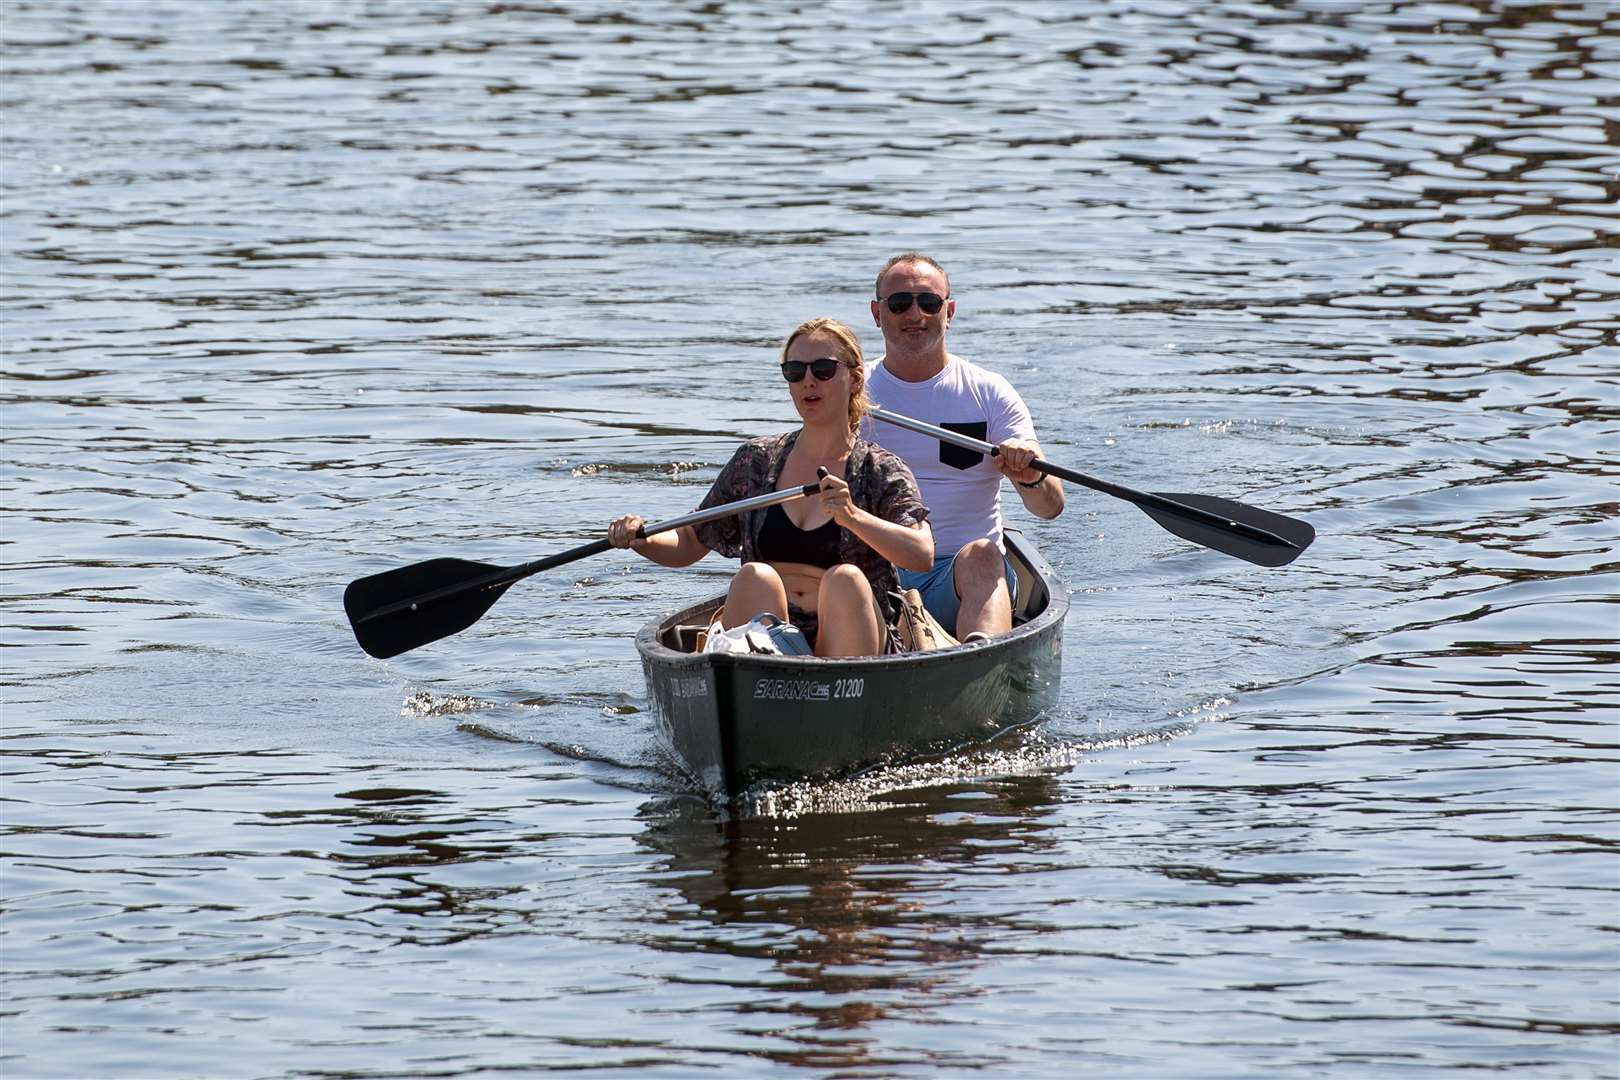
[{"x1": 757, "y1": 502, "x2": 840, "y2": 569}]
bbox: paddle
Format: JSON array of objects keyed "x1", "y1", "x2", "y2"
[
  {"x1": 868, "y1": 407, "x2": 1314, "y2": 567},
  {"x1": 345, "y1": 477, "x2": 826, "y2": 659}
]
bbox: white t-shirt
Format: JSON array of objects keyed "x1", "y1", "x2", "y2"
[{"x1": 861, "y1": 353, "x2": 1036, "y2": 557}]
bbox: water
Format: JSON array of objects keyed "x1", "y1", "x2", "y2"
[{"x1": 3, "y1": 1, "x2": 1616, "y2": 1076}]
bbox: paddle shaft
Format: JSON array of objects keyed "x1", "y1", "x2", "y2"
[
  {"x1": 353, "y1": 480, "x2": 823, "y2": 628},
  {"x1": 868, "y1": 406, "x2": 1300, "y2": 552}
]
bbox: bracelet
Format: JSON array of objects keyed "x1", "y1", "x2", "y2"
[{"x1": 1016, "y1": 476, "x2": 1043, "y2": 489}]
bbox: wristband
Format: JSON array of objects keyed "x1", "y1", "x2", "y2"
[{"x1": 1016, "y1": 476, "x2": 1043, "y2": 489}]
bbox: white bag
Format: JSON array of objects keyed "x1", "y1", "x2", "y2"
[{"x1": 702, "y1": 613, "x2": 813, "y2": 656}]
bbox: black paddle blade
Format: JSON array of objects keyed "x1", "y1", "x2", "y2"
[
  {"x1": 344, "y1": 558, "x2": 516, "y2": 659},
  {"x1": 1142, "y1": 493, "x2": 1316, "y2": 567}
]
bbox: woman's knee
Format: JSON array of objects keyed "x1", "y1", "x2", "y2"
[
  {"x1": 818, "y1": 564, "x2": 872, "y2": 608},
  {"x1": 733, "y1": 561, "x2": 784, "y2": 591},
  {"x1": 725, "y1": 562, "x2": 787, "y2": 624},
  {"x1": 814, "y1": 566, "x2": 881, "y2": 656}
]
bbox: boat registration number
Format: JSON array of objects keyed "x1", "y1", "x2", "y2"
[
  {"x1": 672, "y1": 676, "x2": 708, "y2": 699},
  {"x1": 753, "y1": 677, "x2": 865, "y2": 701}
]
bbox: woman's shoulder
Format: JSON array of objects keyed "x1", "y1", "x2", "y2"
[
  {"x1": 853, "y1": 435, "x2": 910, "y2": 468},
  {"x1": 737, "y1": 430, "x2": 795, "y2": 450},
  {"x1": 714, "y1": 433, "x2": 796, "y2": 492},
  {"x1": 728, "y1": 431, "x2": 794, "y2": 461},
  {"x1": 851, "y1": 437, "x2": 920, "y2": 484}
]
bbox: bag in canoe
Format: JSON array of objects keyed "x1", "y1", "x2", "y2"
[
  {"x1": 701, "y1": 612, "x2": 813, "y2": 656},
  {"x1": 892, "y1": 588, "x2": 958, "y2": 652}
]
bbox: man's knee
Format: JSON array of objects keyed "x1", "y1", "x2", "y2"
[{"x1": 953, "y1": 539, "x2": 1006, "y2": 594}]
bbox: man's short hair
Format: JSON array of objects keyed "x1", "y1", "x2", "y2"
[{"x1": 875, "y1": 252, "x2": 950, "y2": 298}]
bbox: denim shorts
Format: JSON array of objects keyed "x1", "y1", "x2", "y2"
[{"x1": 898, "y1": 551, "x2": 1018, "y2": 634}]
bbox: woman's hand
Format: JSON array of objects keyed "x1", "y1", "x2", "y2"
[
  {"x1": 813, "y1": 473, "x2": 933, "y2": 571},
  {"x1": 607, "y1": 517, "x2": 709, "y2": 567},
  {"x1": 819, "y1": 474, "x2": 859, "y2": 527},
  {"x1": 607, "y1": 514, "x2": 645, "y2": 549}
]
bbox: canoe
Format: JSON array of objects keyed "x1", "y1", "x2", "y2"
[{"x1": 635, "y1": 529, "x2": 1068, "y2": 799}]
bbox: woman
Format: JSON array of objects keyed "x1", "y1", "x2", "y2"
[{"x1": 606, "y1": 317, "x2": 933, "y2": 657}]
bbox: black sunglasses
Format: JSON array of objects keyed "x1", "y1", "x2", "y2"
[
  {"x1": 878, "y1": 291, "x2": 948, "y2": 315},
  {"x1": 781, "y1": 357, "x2": 847, "y2": 383}
]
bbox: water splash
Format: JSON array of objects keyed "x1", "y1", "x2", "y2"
[
  {"x1": 736, "y1": 721, "x2": 1203, "y2": 820},
  {"x1": 400, "y1": 690, "x2": 493, "y2": 718}
]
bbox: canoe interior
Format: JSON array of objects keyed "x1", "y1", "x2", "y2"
[{"x1": 655, "y1": 533, "x2": 1052, "y2": 653}]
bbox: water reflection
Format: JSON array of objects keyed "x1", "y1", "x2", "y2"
[{"x1": 637, "y1": 777, "x2": 1063, "y2": 1068}]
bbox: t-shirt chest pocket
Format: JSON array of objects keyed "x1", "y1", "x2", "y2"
[{"x1": 939, "y1": 420, "x2": 988, "y2": 470}]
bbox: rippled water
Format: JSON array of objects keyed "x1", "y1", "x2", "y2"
[{"x1": 3, "y1": 2, "x2": 1617, "y2": 1077}]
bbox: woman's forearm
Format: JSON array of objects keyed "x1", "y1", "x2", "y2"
[
  {"x1": 844, "y1": 511, "x2": 934, "y2": 572},
  {"x1": 633, "y1": 525, "x2": 708, "y2": 568}
]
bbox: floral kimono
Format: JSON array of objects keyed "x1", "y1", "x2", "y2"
[{"x1": 692, "y1": 430, "x2": 930, "y2": 650}]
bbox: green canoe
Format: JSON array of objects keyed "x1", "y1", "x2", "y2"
[{"x1": 636, "y1": 529, "x2": 1068, "y2": 799}]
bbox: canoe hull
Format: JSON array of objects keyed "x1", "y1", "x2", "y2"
[{"x1": 636, "y1": 531, "x2": 1068, "y2": 798}]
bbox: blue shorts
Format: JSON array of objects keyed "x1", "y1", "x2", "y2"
[{"x1": 898, "y1": 551, "x2": 1018, "y2": 635}]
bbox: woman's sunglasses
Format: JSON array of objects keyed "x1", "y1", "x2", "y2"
[
  {"x1": 878, "y1": 291, "x2": 947, "y2": 315},
  {"x1": 781, "y1": 358, "x2": 848, "y2": 383}
]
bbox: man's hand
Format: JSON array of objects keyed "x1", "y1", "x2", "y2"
[
  {"x1": 997, "y1": 438, "x2": 1065, "y2": 519},
  {"x1": 995, "y1": 438, "x2": 1043, "y2": 487}
]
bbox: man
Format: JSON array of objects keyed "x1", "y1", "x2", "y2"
[{"x1": 861, "y1": 252, "x2": 1064, "y2": 641}]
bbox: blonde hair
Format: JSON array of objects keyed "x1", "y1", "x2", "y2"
[{"x1": 780, "y1": 317, "x2": 869, "y2": 433}]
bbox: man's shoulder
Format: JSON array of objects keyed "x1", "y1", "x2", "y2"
[
  {"x1": 948, "y1": 352, "x2": 1012, "y2": 381},
  {"x1": 942, "y1": 354, "x2": 1025, "y2": 403}
]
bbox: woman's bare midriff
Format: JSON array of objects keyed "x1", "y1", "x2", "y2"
[{"x1": 775, "y1": 563, "x2": 826, "y2": 612}]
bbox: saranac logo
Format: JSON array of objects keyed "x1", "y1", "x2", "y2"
[{"x1": 753, "y1": 679, "x2": 831, "y2": 701}]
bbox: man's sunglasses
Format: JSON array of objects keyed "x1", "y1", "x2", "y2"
[
  {"x1": 878, "y1": 291, "x2": 948, "y2": 315},
  {"x1": 781, "y1": 358, "x2": 848, "y2": 383}
]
